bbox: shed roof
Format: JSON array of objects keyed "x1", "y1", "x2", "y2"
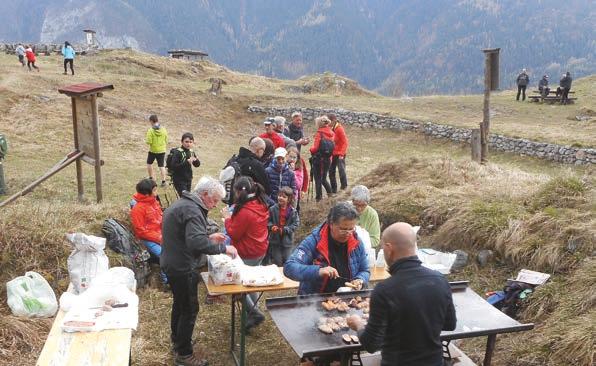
[{"x1": 168, "y1": 49, "x2": 208, "y2": 56}]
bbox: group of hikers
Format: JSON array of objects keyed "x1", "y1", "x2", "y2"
[
  {"x1": 515, "y1": 68, "x2": 573, "y2": 104},
  {"x1": 13, "y1": 42, "x2": 76, "y2": 75},
  {"x1": 128, "y1": 112, "x2": 455, "y2": 366}
]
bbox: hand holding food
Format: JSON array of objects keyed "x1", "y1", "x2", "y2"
[{"x1": 319, "y1": 266, "x2": 339, "y2": 279}]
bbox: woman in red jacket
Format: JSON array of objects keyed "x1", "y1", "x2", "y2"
[
  {"x1": 328, "y1": 114, "x2": 348, "y2": 193},
  {"x1": 25, "y1": 46, "x2": 39, "y2": 72},
  {"x1": 309, "y1": 115, "x2": 335, "y2": 202},
  {"x1": 222, "y1": 176, "x2": 270, "y2": 331},
  {"x1": 130, "y1": 178, "x2": 166, "y2": 283}
]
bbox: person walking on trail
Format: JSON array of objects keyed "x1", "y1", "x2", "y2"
[
  {"x1": 347, "y1": 222, "x2": 456, "y2": 366},
  {"x1": 168, "y1": 132, "x2": 201, "y2": 197},
  {"x1": 145, "y1": 114, "x2": 168, "y2": 187},
  {"x1": 268, "y1": 186, "x2": 300, "y2": 266},
  {"x1": 259, "y1": 117, "x2": 285, "y2": 149},
  {"x1": 235, "y1": 137, "x2": 272, "y2": 195},
  {"x1": 538, "y1": 75, "x2": 550, "y2": 97},
  {"x1": 161, "y1": 177, "x2": 237, "y2": 366},
  {"x1": 516, "y1": 68, "x2": 529, "y2": 101},
  {"x1": 265, "y1": 147, "x2": 296, "y2": 203},
  {"x1": 309, "y1": 115, "x2": 334, "y2": 202},
  {"x1": 130, "y1": 178, "x2": 167, "y2": 285},
  {"x1": 559, "y1": 72, "x2": 573, "y2": 105},
  {"x1": 221, "y1": 176, "x2": 270, "y2": 332},
  {"x1": 15, "y1": 44, "x2": 26, "y2": 67},
  {"x1": 25, "y1": 46, "x2": 39, "y2": 72},
  {"x1": 62, "y1": 41, "x2": 76, "y2": 75},
  {"x1": 328, "y1": 114, "x2": 348, "y2": 193},
  {"x1": 351, "y1": 185, "x2": 381, "y2": 249},
  {"x1": 286, "y1": 111, "x2": 310, "y2": 152}
]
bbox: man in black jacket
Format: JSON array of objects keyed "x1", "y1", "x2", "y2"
[
  {"x1": 161, "y1": 176, "x2": 237, "y2": 366},
  {"x1": 235, "y1": 137, "x2": 271, "y2": 194},
  {"x1": 516, "y1": 69, "x2": 529, "y2": 101},
  {"x1": 169, "y1": 132, "x2": 201, "y2": 197},
  {"x1": 559, "y1": 72, "x2": 573, "y2": 105},
  {"x1": 348, "y1": 222, "x2": 456, "y2": 366},
  {"x1": 286, "y1": 111, "x2": 310, "y2": 152}
]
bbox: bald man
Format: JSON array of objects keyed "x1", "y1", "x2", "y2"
[
  {"x1": 348, "y1": 222, "x2": 456, "y2": 366},
  {"x1": 233, "y1": 137, "x2": 271, "y2": 195}
]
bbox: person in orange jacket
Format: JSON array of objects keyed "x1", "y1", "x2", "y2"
[
  {"x1": 25, "y1": 46, "x2": 39, "y2": 72},
  {"x1": 130, "y1": 178, "x2": 167, "y2": 284},
  {"x1": 309, "y1": 116, "x2": 335, "y2": 202},
  {"x1": 328, "y1": 114, "x2": 348, "y2": 193}
]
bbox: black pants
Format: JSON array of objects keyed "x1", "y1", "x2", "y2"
[
  {"x1": 173, "y1": 178, "x2": 191, "y2": 198},
  {"x1": 169, "y1": 271, "x2": 200, "y2": 357},
  {"x1": 329, "y1": 155, "x2": 347, "y2": 193},
  {"x1": 516, "y1": 85, "x2": 526, "y2": 101},
  {"x1": 27, "y1": 61, "x2": 38, "y2": 71},
  {"x1": 312, "y1": 156, "x2": 331, "y2": 201},
  {"x1": 64, "y1": 58, "x2": 74, "y2": 75},
  {"x1": 561, "y1": 87, "x2": 570, "y2": 104}
]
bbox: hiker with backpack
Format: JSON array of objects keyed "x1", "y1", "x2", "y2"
[
  {"x1": 268, "y1": 186, "x2": 300, "y2": 266},
  {"x1": 265, "y1": 147, "x2": 296, "y2": 203},
  {"x1": 235, "y1": 137, "x2": 272, "y2": 194},
  {"x1": 221, "y1": 177, "x2": 270, "y2": 332},
  {"x1": 260, "y1": 117, "x2": 285, "y2": 149},
  {"x1": 130, "y1": 178, "x2": 167, "y2": 285},
  {"x1": 167, "y1": 132, "x2": 201, "y2": 197},
  {"x1": 145, "y1": 115, "x2": 168, "y2": 187},
  {"x1": 309, "y1": 115, "x2": 335, "y2": 202},
  {"x1": 328, "y1": 114, "x2": 349, "y2": 193}
]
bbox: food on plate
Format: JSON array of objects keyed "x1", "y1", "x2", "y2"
[
  {"x1": 64, "y1": 320, "x2": 95, "y2": 327},
  {"x1": 350, "y1": 335, "x2": 359, "y2": 343},
  {"x1": 330, "y1": 322, "x2": 340, "y2": 332},
  {"x1": 336, "y1": 303, "x2": 350, "y2": 312},
  {"x1": 342, "y1": 334, "x2": 352, "y2": 343},
  {"x1": 355, "y1": 296, "x2": 362, "y2": 302},
  {"x1": 344, "y1": 281, "x2": 358, "y2": 289},
  {"x1": 318, "y1": 324, "x2": 333, "y2": 334},
  {"x1": 104, "y1": 299, "x2": 116, "y2": 306}
]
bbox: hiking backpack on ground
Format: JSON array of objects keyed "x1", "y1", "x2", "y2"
[
  {"x1": 317, "y1": 131, "x2": 335, "y2": 158},
  {"x1": 101, "y1": 218, "x2": 151, "y2": 289},
  {"x1": 219, "y1": 154, "x2": 242, "y2": 205}
]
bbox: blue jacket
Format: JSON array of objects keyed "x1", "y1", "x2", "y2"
[
  {"x1": 265, "y1": 159, "x2": 296, "y2": 202},
  {"x1": 284, "y1": 223, "x2": 370, "y2": 295},
  {"x1": 62, "y1": 46, "x2": 76, "y2": 59}
]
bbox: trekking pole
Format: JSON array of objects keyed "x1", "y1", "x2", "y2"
[{"x1": 308, "y1": 158, "x2": 314, "y2": 202}]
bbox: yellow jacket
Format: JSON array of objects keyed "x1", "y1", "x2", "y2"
[{"x1": 146, "y1": 127, "x2": 168, "y2": 153}]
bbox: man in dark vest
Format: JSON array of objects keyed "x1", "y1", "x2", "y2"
[{"x1": 516, "y1": 68, "x2": 530, "y2": 101}]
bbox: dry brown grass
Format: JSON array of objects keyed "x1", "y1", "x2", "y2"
[{"x1": 0, "y1": 49, "x2": 594, "y2": 366}]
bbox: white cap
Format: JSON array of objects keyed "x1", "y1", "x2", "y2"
[{"x1": 274, "y1": 147, "x2": 287, "y2": 158}]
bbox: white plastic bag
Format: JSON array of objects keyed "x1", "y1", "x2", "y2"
[
  {"x1": 240, "y1": 265, "x2": 283, "y2": 287},
  {"x1": 417, "y1": 248, "x2": 457, "y2": 274},
  {"x1": 208, "y1": 254, "x2": 244, "y2": 285},
  {"x1": 91, "y1": 267, "x2": 137, "y2": 293},
  {"x1": 66, "y1": 233, "x2": 109, "y2": 294},
  {"x1": 375, "y1": 249, "x2": 387, "y2": 268},
  {"x1": 6, "y1": 271, "x2": 58, "y2": 318}
]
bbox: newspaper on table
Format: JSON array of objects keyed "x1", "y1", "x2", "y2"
[{"x1": 514, "y1": 269, "x2": 550, "y2": 285}]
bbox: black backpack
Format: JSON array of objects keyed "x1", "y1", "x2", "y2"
[
  {"x1": 101, "y1": 218, "x2": 151, "y2": 289},
  {"x1": 165, "y1": 147, "x2": 185, "y2": 177},
  {"x1": 317, "y1": 131, "x2": 335, "y2": 158},
  {"x1": 219, "y1": 155, "x2": 242, "y2": 205}
]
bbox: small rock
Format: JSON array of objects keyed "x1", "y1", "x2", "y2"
[
  {"x1": 477, "y1": 249, "x2": 494, "y2": 267},
  {"x1": 451, "y1": 250, "x2": 469, "y2": 271}
]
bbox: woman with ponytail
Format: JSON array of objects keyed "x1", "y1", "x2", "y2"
[{"x1": 221, "y1": 176, "x2": 270, "y2": 331}]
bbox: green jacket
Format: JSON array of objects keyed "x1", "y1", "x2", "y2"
[
  {"x1": 359, "y1": 205, "x2": 381, "y2": 248},
  {"x1": 146, "y1": 127, "x2": 168, "y2": 153}
]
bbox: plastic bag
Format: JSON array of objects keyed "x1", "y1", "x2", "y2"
[
  {"x1": 66, "y1": 233, "x2": 109, "y2": 294},
  {"x1": 240, "y1": 265, "x2": 283, "y2": 287},
  {"x1": 208, "y1": 254, "x2": 244, "y2": 285},
  {"x1": 417, "y1": 248, "x2": 457, "y2": 274},
  {"x1": 6, "y1": 271, "x2": 58, "y2": 318},
  {"x1": 375, "y1": 249, "x2": 387, "y2": 268}
]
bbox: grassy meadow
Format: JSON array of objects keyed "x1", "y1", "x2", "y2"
[{"x1": 0, "y1": 49, "x2": 594, "y2": 365}]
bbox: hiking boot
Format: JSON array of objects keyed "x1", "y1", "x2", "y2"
[
  {"x1": 244, "y1": 312, "x2": 265, "y2": 333},
  {"x1": 174, "y1": 353, "x2": 209, "y2": 366}
]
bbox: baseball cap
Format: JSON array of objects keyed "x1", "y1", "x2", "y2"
[{"x1": 274, "y1": 147, "x2": 287, "y2": 158}]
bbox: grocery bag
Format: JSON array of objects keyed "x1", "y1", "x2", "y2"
[
  {"x1": 6, "y1": 271, "x2": 58, "y2": 317},
  {"x1": 66, "y1": 233, "x2": 109, "y2": 294}
]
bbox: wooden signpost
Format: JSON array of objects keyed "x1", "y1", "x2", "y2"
[
  {"x1": 472, "y1": 48, "x2": 500, "y2": 163},
  {"x1": 0, "y1": 82, "x2": 113, "y2": 208}
]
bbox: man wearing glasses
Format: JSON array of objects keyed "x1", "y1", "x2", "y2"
[{"x1": 284, "y1": 202, "x2": 370, "y2": 295}]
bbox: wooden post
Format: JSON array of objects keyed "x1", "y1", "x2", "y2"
[
  {"x1": 90, "y1": 94, "x2": 103, "y2": 203},
  {"x1": 163, "y1": 59, "x2": 167, "y2": 79},
  {"x1": 471, "y1": 128, "x2": 482, "y2": 163},
  {"x1": 481, "y1": 52, "x2": 491, "y2": 163},
  {"x1": 71, "y1": 97, "x2": 84, "y2": 201}
]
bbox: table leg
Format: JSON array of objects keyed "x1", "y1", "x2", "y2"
[
  {"x1": 483, "y1": 334, "x2": 497, "y2": 366},
  {"x1": 339, "y1": 352, "x2": 350, "y2": 366},
  {"x1": 230, "y1": 296, "x2": 236, "y2": 352},
  {"x1": 239, "y1": 294, "x2": 247, "y2": 366}
]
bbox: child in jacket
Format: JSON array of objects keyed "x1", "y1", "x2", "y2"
[{"x1": 268, "y1": 186, "x2": 300, "y2": 266}]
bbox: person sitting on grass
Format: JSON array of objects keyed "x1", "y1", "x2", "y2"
[
  {"x1": 268, "y1": 186, "x2": 300, "y2": 266},
  {"x1": 145, "y1": 114, "x2": 168, "y2": 187},
  {"x1": 130, "y1": 178, "x2": 167, "y2": 285}
]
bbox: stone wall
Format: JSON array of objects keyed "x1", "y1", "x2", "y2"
[
  {"x1": 248, "y1": 106, "x2": 595, "y2": 165},
  {"x1": 1, "y1": 43, "x2": 88, "y2": 55}
]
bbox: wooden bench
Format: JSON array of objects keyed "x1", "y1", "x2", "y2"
[
  {"x1": 36, "y1": 286, "x2": 133, "y2": 366},
  {"x1": 528, "y1": 95, "x2": 577, "y2": 104}
]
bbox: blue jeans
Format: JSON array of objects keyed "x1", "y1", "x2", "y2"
[{"x1": 141, "y1": 240, "x2": 168, "y2": 284}]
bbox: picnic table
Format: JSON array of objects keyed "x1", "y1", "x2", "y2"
[
  {"x1": 200, "y1": 266, "x2": 390, "y2": 366},
  {"x1": 529, "y1": 89, "x2": 577, "y2": 103},
  {"x1": 266, "y1": 282, "x2": 534, "y2": 366},
  {"x1": 36, "y1": 285, "x2": 134, "y2": 366}
]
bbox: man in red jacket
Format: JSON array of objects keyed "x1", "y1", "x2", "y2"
[
  {"x1": 130, "y1": 178, "x2": 167, "y2": 284},
  {"x1": 328, "y1": 114, "x2": 348, "y2": 193},
  {"x1": 260, "y1": 117, "x2": 285, "y2": 149}
]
